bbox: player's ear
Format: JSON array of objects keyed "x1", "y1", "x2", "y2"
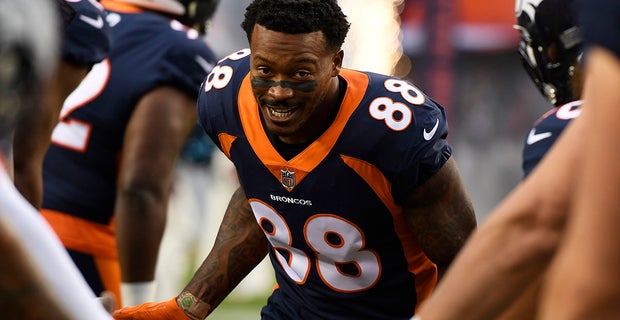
[{"x1": 331, "y1": 50, "x2": 343, "y2": 76}]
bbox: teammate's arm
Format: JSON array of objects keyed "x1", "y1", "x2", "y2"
[
  {"x1": 402, "y1": 156, "x2": 476, "y2": 279},
  {"x1": 113, "y1": 186, "x2": 269, "y2": 319},
  {"x1": 415, "y1": 116, "x2": 586, "y2": 320},
  {"x1": 0, "y1": 218, "x2": 77, "y2": 319},
  {"x1": 12, "y1": 60, "x2": 89, "y2": 208},
  {"x1": 540, "y1": 46, "x2": 620, "y2": 319},
  {"x1": 115, "y1": 86, "x2": 197, "y2": 306}
]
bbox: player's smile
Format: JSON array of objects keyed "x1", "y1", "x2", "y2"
[
  {"x1": 258, "y1": 96, "x2": 301, "y2": 124},
  {"x1": 249, "y1": 24, "x2": 342, "y2": 145},
  {"x1": 266, "y1": 105, "x2": 297, "y2": 121}
]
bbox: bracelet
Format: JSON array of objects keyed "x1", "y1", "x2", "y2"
[
  {"x1": 176, "y1": 291, "x2": 212, "y2": 320},
  {"x1": 120, "y1": 281, "x2": 156, "y2": 307}
]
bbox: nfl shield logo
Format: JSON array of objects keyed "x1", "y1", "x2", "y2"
[{"x1": 280, "y1": 168, "x2": 296, "y2": 190}]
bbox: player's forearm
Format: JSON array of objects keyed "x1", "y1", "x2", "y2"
[
  {"x1": 180, "y1": 187, "x2": 269, "y2": 318},
  {"x1": 115, "y1": 186, "x2": 167, "y2": 282},
  {"x1": 12, "y1": 162, "x2": 43, "y2": 209},
  {"x1": 12, "y1": 99, "x2": 56, "y2": 209}
]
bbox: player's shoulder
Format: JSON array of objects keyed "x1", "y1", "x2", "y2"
[
  {"x1": 63, "y1": 0, "x2": 112, "y2": 66},
  {"x1": 341, "y1": 69, "x2": 447, "y2": 138},
  {"x1": 202, "y1": 49, "x2": 252, "y2": 93},
  {"x1": 197, "y1": 49, "x2": 251, "y2": 132},
  {"x1": 336, "y1": 70, "x2": 450, "y2": 168},
  {"x1": 65, "y1": 0, "x2": 105, "y2": 16},
  {"x1": 345, "y1": 69, "x2": 443, "y2": 112},
  {"x1": 534, "y1": 100, "x2": 583, "y2": 128}
]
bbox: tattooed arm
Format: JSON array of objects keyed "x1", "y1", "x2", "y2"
[
  {"x1": 112, "y1": 186, "x2": 268, "y2": 320},
  {"x1": 179, "y1": 186, "x2": 269, "y2": 317},
  {"x1": 403, "y1": 156, "x2": 476, "y2": 279}
]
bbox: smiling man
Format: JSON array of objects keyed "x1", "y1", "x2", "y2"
[{"x1": 113, "y1": 1, "x2": 476, "y2": 319}]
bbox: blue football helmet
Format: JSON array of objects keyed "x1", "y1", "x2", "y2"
[
  {"x1": 119, "y1": 0, "x2": 219, "y2": 34},
  {"x1": 515, "y1": 0, "x2": 583, "y2": 106},
  {"x1": 177, "y1": 0, "x2": 219, "y2": 34}
]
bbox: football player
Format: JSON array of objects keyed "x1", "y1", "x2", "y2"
[
  {"x1": 0, "y1": 0, "x2": 113, "y2": 318},
  {"x1": 113, "y1": 0, "x2": 477, "y2": 319},
  {"x1": 153, "y1": 0, "x2": 228, "y2": 302},
  {"x1": 39, "y1": 0, "x2": 217, "y2": 308},
  {"x1": 12, "y1": 0, "x2": 112, "y2": 209},
  {"x1": 517, "y1": 0, "x2": 584, "y2": 177}
]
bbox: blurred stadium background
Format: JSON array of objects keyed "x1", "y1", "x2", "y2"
[{"x1": 191, "y1": 0, "x2": 548, "y2": 318}]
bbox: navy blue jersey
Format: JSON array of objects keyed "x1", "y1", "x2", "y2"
[
  {"x1": 522, "y1": 100, "x2": 583, "y2": 177},
  {"x1": 578, "y1": 0, "x2": 620, "y2": 58},
  {"x1": 63, "y1": 0, "x2": 112, "y2": 66},
  {"x1": 197, "y1": 50, "x2": 452, "y2": 319},
  {"x1": 42, "y1": 3, "x2": 216, "y2": 225}
]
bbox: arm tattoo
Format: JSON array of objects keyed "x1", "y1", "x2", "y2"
[
  {"x1": 183, "y1": 187, "x2": 269, "y2": 312},
  {"x1": 404, "y1": 157, "x2": 476, "y2": 272}
]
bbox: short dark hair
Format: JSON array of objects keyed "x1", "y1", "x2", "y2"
[{"x1": 241, "y1": 0, "x2": 350, "y2": 52}]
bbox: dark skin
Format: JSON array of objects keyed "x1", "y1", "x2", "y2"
[
  {"x1": 115, "y1": 86, "x2": 198, "y2": 283},
  {"x1": 13, "y1": 60, "x2": 89, "y2": 209},
  {"x1": 0, "y1": 219, "x2": 73, "y2": 320},
  {"x1": 113, "y1": 24, "x2": 476, "y2": 319},
  {"x1": 251, "y1": 24, "x2": 342, "y2": 145}
]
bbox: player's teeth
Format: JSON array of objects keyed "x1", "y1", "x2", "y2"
[{"x1": 269, "y1": 108, "x2": 292, "y2": 117}]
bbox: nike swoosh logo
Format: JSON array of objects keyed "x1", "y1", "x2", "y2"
[
  {"x1": 526, "y1": 128, "x2": 552, "y2": 145},
  {"x1": 79, "y1": 15, "x2": 104, "y2": 29},
  {"x1": 194, "y1": 55, "x2": 214, "y2": 73},
  {"x1": 423, "y1": 119, "x2": 439, "y2": 141}
]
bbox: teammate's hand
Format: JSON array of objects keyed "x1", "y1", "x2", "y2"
[{"x1": 112, "y1": 297, "x2": 190, "y2": 320}]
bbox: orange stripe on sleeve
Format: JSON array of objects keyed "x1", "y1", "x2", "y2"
[{"x1": 217, "y1": 132, "x2": 237, "y2": 160}]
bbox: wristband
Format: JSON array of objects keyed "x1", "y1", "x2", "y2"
[
  {"x1": 176, "y1": 291, "x2": 212, "y2": 320},
  {"x1": 121, "y1": 281, "x2": 156, "y2": 307}
]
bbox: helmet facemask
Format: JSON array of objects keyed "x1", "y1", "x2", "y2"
[{"x1": 515, "y1": 0, "x2": 582, "y2": 106}]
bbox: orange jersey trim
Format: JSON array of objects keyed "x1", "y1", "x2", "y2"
[
  {"x1": 100, "y1": 0, "x2": 143, "y2": 13},
  {"x1": 238, "y1": 69, "x2": 369, "y2": 191},
  {"x1": 340, "y1": 154, "x2": 437, "y2": 305},
  {"x1": 218, "y1": 132, "x2": 237, "y2": 160},
  {"x1": 41, "y1": 209, "x2": 118, "y2": 259}
]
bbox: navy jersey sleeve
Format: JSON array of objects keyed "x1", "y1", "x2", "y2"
[
  {"x1": 63, "y1": 0, "x2": 112, "y2": 66},
  {"x1": 197, "y1": 49, "x2": 251, "y2": 151},
  {"x1": 340, "y1": 72, "x2": 452, "y2": 205},
  {"x1": 577, "y1": 0, "x2": 620, "y2": 58},
  {"x1": 522, "y1": 100, "x2": 582, "y2": 177},
  {"x1": 379, "y1": 86, "x2": 451, "y2": 204}
]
